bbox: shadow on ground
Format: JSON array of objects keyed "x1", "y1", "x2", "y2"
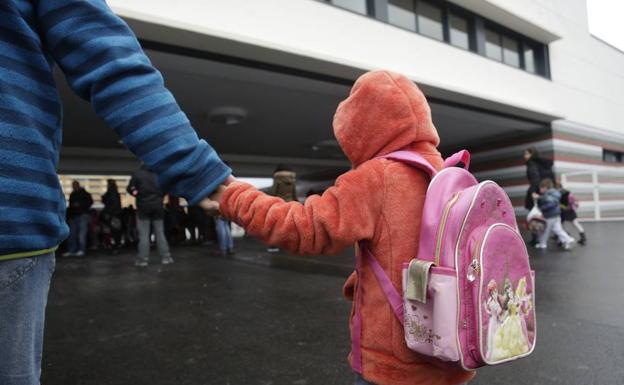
[{"x1": 42, "y1": 223, "x2": 624, "y2": 385}]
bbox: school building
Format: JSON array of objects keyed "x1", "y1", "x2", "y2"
[{"x1": 56, "y1": 0, "x2": 624, "y2": 219}]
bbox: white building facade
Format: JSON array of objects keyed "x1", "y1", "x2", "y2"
[{"x1": 89, "y1": 0, "x2": 624, "y2": 219}]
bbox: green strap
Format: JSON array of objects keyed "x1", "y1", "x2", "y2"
[
  {"x1": 0, "y1": 246, "x2": 58, "y2": 262},
  {"x1": 406, "y1": 259, "x2": 434, "y2": 303}
]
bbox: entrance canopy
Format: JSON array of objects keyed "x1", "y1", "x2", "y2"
[{"x1": 57, "y1": 46, "x2": 548, "y2": 180}]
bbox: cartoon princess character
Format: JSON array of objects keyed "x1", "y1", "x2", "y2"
[
  {"x1": 515, "y1": 277, "x2": 533, "y2": 342},
  {"x1": 490, "y1": 278, "x2": 530, "y2": 361},
  {"x1": 516, "y1": 277, "x2": 533, "y2": 317},
  {"x1": 484, "y1": 279, "x2": 503, "y2": 360}
]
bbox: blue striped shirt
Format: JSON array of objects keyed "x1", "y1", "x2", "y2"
[{"x1": 0, "y1": 0, "x2": 230, "y2": 257}]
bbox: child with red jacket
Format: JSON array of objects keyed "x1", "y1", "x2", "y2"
[{"x1": 214, "y1": 71, "x2": 475, "y2": 385}]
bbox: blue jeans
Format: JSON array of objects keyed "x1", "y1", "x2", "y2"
[
  {"x1": 0, "y1": 253, "x2": 55, "y2": 385},
  {"x1": 136, "y1": 218, "x2": 171, "y2": 263},
  {"x1": 215, "y1": 218, "x2": 233, "y2": 252},
  {"x1": 68, "y1": 214, "x2": 89, "y2": 253}
]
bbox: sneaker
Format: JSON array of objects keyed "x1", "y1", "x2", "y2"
[
  {"x1": 535, "y1": 244, "x2": 547, "y2": 249},
  {"x1": 61, "y1": 251, "x2": 76, "y2": 258},
  {"x1": 563, "y1": 240, "x2": 576, "y2": 251},
  {"x1": 75, "y1": 250, "x2": 85, "y2": 257},
  {"x1": 161, "y1": 257, "x2": 174, "y2": 265},
  {"x1": 134, "y1": 260, "x2": 148, "y2": 267}
]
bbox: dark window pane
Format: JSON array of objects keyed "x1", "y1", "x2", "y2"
[
  {"x1": 603, "y1": 149, "x2": 623, "y2": 163},
  {"x1": 485, "y1": 28, "x2": 502, "y2": 61},
  {"x1": 449, "y1": 13, "x2": 469, "y2": 49},
  {"x1": 417, "y1": 1, "x2": 443, "y2": 40},
  {"x1": 331, "y1": 0, "x2": 368, "y2": 15},
  {"x1": 388, "y1": 0, "x2": 416, "y2": 31},
  {"x1": 524, "y1": 46, "x2": 536, "y2": 73},
  {"x1": 502, "y1": 36, "x2": 520, "y2": 67}
]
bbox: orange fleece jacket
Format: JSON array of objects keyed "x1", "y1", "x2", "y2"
[{"x1": 220, "y1": 71, "x2": 475, "y2": 385}]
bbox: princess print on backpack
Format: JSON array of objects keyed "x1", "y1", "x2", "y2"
[{"x1": 487, "y1": 276, "x2": 534, "y2": 362}]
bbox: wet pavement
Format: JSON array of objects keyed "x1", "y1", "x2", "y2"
[{"x1": 42, "y1": 222, "x2": 624, "y2": 385}]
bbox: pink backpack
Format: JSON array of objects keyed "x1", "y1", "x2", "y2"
[{"x1": 356, "y1": 150, "x2": 536, "y2": 371}]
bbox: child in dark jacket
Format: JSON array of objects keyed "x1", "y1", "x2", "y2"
[
  {"x1": 534, "y1": 179, "x2": 575, "y2": 250},
  {"x1": 558, "y1": 183, "x2": 587, "y2": 245}
]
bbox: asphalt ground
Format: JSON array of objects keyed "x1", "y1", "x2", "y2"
[{"x1": 41, "y1": 222, "x2": 624, "y2": 385}]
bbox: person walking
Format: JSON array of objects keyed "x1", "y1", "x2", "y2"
[
  {"x1": 558, "y1": 182, "x2": 587, "y2": 245},
  {"x1": 523, "y1": 148, "x2": 554, "y2": 245},
  {"x1": 63, "y1": 181, "x2": 93, "y2": 257},
  {"x1": 0, "y1": 1, "x2": 230, "y2": 383},
  {"x1": 128, "y1": 166, "x2": 174, "y2": 267},
  {"x1": 213, "y1": 71, "x2": 475, "y2": 385},
  {"x1": 534, "y1": 179, "x2": 575, "y2": 250}
]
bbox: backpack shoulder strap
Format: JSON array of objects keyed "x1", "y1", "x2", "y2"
[
  {"x1": 381, "y1": 151, "x2": 437, "y2": 178},
  {"x1": 359, "y1": 242, "x2": 404, "y2": 325},
  {"x1": 443, "y1": 149, "x2": 471, "y2": 170}
]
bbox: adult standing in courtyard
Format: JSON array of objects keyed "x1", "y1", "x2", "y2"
[
  {"x1": 0, "y1": 1, "x2": 230, "y2": 384},
  {"x1": 62, "y1": 181, "x2": 93, "y2": 257},
  {"x1": 127, "y1": 165, "x2": 172, "y2": 266},
  {"x1": 101, "y1": 179, "x2": 123, "y2": 253}
]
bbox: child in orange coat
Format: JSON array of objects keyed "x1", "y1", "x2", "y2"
[{"x1": 213, "y1": 71, "x2": 475, "y2": 385}]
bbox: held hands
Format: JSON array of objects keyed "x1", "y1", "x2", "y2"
[
  {"x1": 199, "y1": 175, "x2": 235, "y2": 214},
  {"x1": 531, "y1": 192, "x2": 540, "y2": 200}
]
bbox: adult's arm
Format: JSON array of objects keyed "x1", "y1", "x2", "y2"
[{"x1": 36, "y1": 0, "x2": 230, "y2": 204}]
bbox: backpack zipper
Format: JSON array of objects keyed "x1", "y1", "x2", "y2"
[{"x1": 434, "y1": 192, "x2": 461, "y2": 266}]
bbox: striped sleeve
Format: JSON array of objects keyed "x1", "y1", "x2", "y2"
[{"x1": 36, "y1": 0, "x2": 230, "y2": 204}]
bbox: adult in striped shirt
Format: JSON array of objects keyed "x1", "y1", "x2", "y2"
[{"x1": 0, "y1": 1, "x2": 231, "y2": 383}]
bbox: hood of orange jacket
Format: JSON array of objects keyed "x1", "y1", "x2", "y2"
[{"x1": 333, "y1": 70, "x2": 440, "y2": 168}]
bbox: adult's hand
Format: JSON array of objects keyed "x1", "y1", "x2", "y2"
[{"x1": 198, "y1": 175, "x2": 235, "y2": 214}]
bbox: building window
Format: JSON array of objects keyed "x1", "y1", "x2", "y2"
[
  {"x1": 449, "y1": 12, "x2": 470, "y2": 50},
  {"x1": 604, "y1": 149, "x2": 623, "y2": 163},
  {"x1": 388, "y1": 0, "x2": 416, "y2": 31},
  {"x1": 524, "y1": 46, "x2": 536, "y2": 73},
  {"x1": 417, "y1": 1, "x2": 444, "y2": 41},
  {"x1": 502, "y1": 36, "x2": 520, "y2": 67},
  {"x1": 485, "y1": 28, "x2": 502, "y2": 61},
  {"x1": 319, "y1": 0, "x2": 550, "y2": 78},
  {"x1": 329, "y1": 0, "x2": 369, "y2": 15}
]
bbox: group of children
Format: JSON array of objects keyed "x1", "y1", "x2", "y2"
[{"x1": 529, "y1": 178, "x2": 587, "y2": 250}]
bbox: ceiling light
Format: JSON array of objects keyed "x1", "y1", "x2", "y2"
[{"x1": 208, "y1": 106, "x2": 247, "y2": 126}]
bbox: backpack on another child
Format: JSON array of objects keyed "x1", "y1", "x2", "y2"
[{"x1": 360, "y1": 149, "x2": 536, "y2": 370}]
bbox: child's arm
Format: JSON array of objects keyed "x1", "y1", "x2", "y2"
[{"x1": 220, "y1": 161, "x2": 385, "y2": 255}]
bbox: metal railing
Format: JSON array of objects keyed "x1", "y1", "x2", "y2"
[{"x1": 560, "y1": 169, "x2": 624, "y2": 221}]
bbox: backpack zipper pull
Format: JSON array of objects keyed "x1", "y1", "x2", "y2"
[{"x1": 467, "y1": 259, "x2": 480, "y2": 282}]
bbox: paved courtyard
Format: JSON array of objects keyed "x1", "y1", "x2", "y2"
[{"x1": 42, "y1": 222, "x2": 624, "y2": 385}]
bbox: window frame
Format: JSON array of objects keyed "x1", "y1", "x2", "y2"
[
  {"x1": 445, "y1": 5, "x2": 475, "y2": 51},
  {"x1": 318, "y1": 0, "x2": 550, "y2": 78},
  {"x1": 387, "y1": 0, "x2": 418, "y2": 32},
  {"x1": 415, "y1": 0, "x2": 445, "y2": 42}
]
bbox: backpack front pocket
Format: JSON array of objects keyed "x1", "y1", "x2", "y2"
[
  {"x1": 402, "y1": 261, "x2": 460, "y2": 361},
  {"x1": 474, "y1": 224, "x2": 536, "y2": 365}
]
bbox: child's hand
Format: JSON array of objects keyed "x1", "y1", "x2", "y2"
[
  {"x1": 198, "y1": 176, "x2": 234, "y2": 215},
  {"x1": 209, "y1": 184, "x2": 227, "y2": 205},
  {"x1": 531, "y1": 192, "x2": 540, "y2": 199},
  {"x1": 199, "y1": 198, "x2": 220, "y2": 215}
]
